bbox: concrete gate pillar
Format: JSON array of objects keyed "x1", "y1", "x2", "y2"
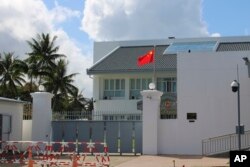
[
  {"x1": 141, "y1": 89, "x2": 163, "y2": 155},
  {"x1": 31, "y1": 91, "x2": 53, "y2": 141}
]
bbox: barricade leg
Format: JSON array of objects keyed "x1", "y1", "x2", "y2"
[
  {"x1": 72, "y1": 153, "x2": 78, "y2": 167},
  {"x1": 28, "y1": 148, "x2": 33, "y2": 167}
]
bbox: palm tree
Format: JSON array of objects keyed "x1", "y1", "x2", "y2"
[
  {"x1": 43, "y1": 59, "x2": 78, "y2": 111},
  {"x1": 19, "y1": 82, "x2": 38, "y2": 101},
  {"x1": 84, "y1": 98, "x2": 94, "y2": 120},
  {"x1": 67, "y1": 89, "x2": 87, "y2": 111},
  {"x1": 26, "y1": 33, "x2": 65, "y2": 87},
  {"x1": 0, "y1": 52, "x2": 27, "y2": 98},
  {"x1": 85, "y1": 98, "x2": 94, "y2": 113}
]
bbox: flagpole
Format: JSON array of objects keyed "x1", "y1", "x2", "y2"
[{"x1": 153, "y1": 45, "x2": 156, "y2": 86}]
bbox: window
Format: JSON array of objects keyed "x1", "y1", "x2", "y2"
[
  {"x1": 130, "y1": 78, "x2": 152, "y2": 99},
  {"x1": 104, "y1": 79, "x2": 125, "y2": 99},
  {"x1": 157, "y1": 77, "x2": 176, "y2": 93},
  {"x1": 163, "y1": 41, "x2": 217, "y2": 54}
]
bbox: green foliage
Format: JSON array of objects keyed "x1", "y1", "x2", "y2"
[
  {"x1": 67, "y1": 89, "x2": 87, "y2": 111},
  {"x1": 0, "y1": 33, "x2": 90, "y2": 112},
  {"x1": 0, "y1": 52, "x2": 27, "y2": 98}
]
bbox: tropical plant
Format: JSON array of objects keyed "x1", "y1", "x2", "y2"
[
  {"x1": 0, "y1": 52, "x2": 27, "y2": 98},
  {"x1": 0, "y1": 33, "x2": 90, "y2": 113},
  {"x1": 67, "y1": 89, "x2": 87, "y2": 111},
  {"x1": 85, "y1": 98, "x2": 94, "y2": 112},
  {"x1": 19, "y1": 82, "x2": 38, "y2": 101},
  {"x1": 26, "y1": 33, "x2": 65, "y2": 87},
  {"x1": 42, "y1": 59, "x2": 78, "y2": 111},
  {"x1": 82, "y1": 98, "x2": 94, "y2": 120}
]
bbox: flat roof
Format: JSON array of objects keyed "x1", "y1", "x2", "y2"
[{"x1": 0, "y1": 97, "x2": 28, "y2": 104}]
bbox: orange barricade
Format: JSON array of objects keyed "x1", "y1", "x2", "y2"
[{"x1": 0, "y1": 140, "x2": 110, "y2": 167}]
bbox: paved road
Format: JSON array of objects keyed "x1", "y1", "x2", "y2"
[
  {"x1": 0, "y1": 155, "x2": 229, "y2": 167},
  {"x1": 114, "y1": 155, "x2": 229, "y2": 167}
]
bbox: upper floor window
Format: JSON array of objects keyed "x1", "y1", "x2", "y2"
[
  {"x1": 130, "y1": 78, "x2": 152, "y2": 99},
  {"x1": 157, "y1": 77, "x2": 176, "y2": 93},
  {"x1": 104, "y1": 79, "x2": 125, "y2": 99}
]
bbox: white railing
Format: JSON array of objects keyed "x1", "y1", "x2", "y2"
[
  {"x1": 202, "y1": 130, "x2": 250, "y2": 155},
  {"x1": 52, "y1": 110, "x2": 142, "y2": 121}
]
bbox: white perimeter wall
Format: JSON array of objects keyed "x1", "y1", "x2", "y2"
[
  {"x1": 158, "y1": 51, "x2": 250, "y2": 155},
  {"x1": 0, "y1": 101, "x2": 23, "y2": 141},
  {"x1": 22, "y1": 120, "x2": 32, "y2": 141}
]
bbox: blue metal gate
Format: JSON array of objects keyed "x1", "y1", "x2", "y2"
[{"x1": 52, "y1": 121, "x2": 142, "y2": 154}]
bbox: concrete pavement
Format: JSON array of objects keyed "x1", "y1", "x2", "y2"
[{"x1": 114, "y1": 155, "x2": 229, "y2": 167}]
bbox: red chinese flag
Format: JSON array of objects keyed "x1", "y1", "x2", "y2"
[{"x1": 137, "y1": 49, "x2": 154, "y2": 66}]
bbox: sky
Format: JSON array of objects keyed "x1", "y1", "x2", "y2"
[{"x1": 0, "y1": 0, "x2": 249, "y2": 98}]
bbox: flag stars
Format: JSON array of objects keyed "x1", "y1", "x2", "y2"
[{"x1": 137, "y1": 49, "x2": 155, "y2": 66}]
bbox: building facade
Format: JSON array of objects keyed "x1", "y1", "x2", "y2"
[
  {"x1": 0, "y1": 97, "x2": 25, "y2": 141},
  {"x1": 87, "y1": 36, "x2": 250, "y2": 154},
  {"x1": 88, "y1": 39, "x2": 178, "y2": 121}
]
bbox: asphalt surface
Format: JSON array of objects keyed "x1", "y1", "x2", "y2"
[{"x1": 114, "y1": 155, "x2": 229, "y2": 167}]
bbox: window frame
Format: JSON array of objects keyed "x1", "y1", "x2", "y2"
[
  {"x1": 103, "y1": 79, "x2": 125, "y2": 99},
  {"x1": 129, "y1": 78, "x2": 152, "y2": 99},
  {"x1": 157, "y1": 77, "x2": 176, "y2": 93}
]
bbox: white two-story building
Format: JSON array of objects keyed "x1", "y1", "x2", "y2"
[
  {"x1": 87, "y1": 36, "x2": 250, "y2": 121},
  {"x1": 87, "y1": 38, "x2": 179, "y2": 121},
  {"x1": 87, "y1": 36, "x2": 250, "y2": 155}
]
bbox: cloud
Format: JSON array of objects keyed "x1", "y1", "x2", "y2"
[
  {"x1": 211, "y1": 33, "x2": 221, "y2": 37},
  {"x1": 81, "y1": 0, "x2": 209, "y2": 41},
  {"x1": 0, "y1": 0, "x2": 92, "y2": 97},
  {"x1": 53, "y1": 29, "x2": 93, "y2": 97},
  {"x1": 0, "y1": 0, "x2": 51, "y2": 41},
  {"x1": 51, "y1": 1, "x2": 81, "y2": 24}
]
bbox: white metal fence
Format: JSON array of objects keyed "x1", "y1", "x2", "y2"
[
  {"x1": 52, "y1": 110, "x2": 142, "y2": 121},
  {"x1": 202, "y1": 130, "x2": 250, "y2": 155},
  {"x1": 24, "y1": 110, "x2": 142, "y2": 121}
]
